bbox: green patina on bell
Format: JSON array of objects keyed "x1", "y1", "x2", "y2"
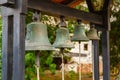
[
  {"x1": 25, "y1": 22, "x2": 54, "y2": 50},
  {"x1": 71, "y1": 24, "x2": 89, "y2": 41},
  {"x1": 87, "y1": 27, "x2": 100, "y2": 40},
  {"x1": 53, "y1": 27, "x2": 74, "y2": 48}
]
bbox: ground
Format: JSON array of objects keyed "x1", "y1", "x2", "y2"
[{"x1": 34, "y1": 70, "x2": 115, "y2": 80}]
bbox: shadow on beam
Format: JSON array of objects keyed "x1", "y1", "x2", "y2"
[{"x1": 28, "y1": 0, "x2": 103, "y2": 25}]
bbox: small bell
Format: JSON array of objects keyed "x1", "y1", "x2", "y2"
[
  {"x1": 53, "y1": 16, "x2": 74, "y2": 80},
  {"x1": 87, "y1": 25, "x2": 100, "y2": 40},
  {"x1": 25, "y1": 21, "x2": 54, "y2": 50},
  {"x1": 71, "y1": 21, "x2": 89, "y2": 41},
  {"x1": 53, "y1": 16, "x2": 74, "y2": 48},
  {"x1": 53, "y1": 27, "x2": 74, "y2": 48}
]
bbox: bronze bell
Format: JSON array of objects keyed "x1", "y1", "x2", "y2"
[
  {"x1": 53, "y1": 27, "x2": 74, "y2": 48},
  {"x1": 71, "y1": 24, "x2": 89, "y2": 41},
  {"x1": 87, "y1": 27, "x2": 100, "y2": 40},
  {"x1": 25, "y1": 22, "x2": 54, "y2": 50}
]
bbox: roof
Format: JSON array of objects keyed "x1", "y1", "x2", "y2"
[{"x1": 51, "y1": 0, "x2": 84, "y2": 7}]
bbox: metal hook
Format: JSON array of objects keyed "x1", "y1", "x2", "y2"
[
  {"x1": 32, "y1": 11, "x2": 41, "y2": 22},
  {"x1": 59, "y1": 16, "x2": 67, "y2": 28},
  {"x1": 77, "y1": 19, "x2": 82, "y2": 24},
  {"x1": 90, "y1": 23, "x2": 95, "y2": 28}
]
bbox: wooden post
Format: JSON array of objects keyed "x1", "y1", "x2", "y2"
[
  {"x1": 1, "y1": 0, "x2": 27, "y2": 80},
  {"x1": 12, "y1": 0, "x2": 27, "y2": 79},
  {"x1": 12, "y1": 14, "x2": 26, "y2": 80},
  {"x1": 102, "y1": 31, "x2": 110, "y2": 80},
  {"x1": 102, "y1": 0, "x2": 111, "y2": 79},
  {"x1": 92, "y1": 40, "x2": 99, "y2": 80},
  {"x1": 2, "y1": 12, "x2": 13, "y2": 80}
]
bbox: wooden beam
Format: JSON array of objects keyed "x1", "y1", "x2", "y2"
[
  {"x1": 86, "y1": 0, "x2": 94, "y2": 12},
  {"x1": 0, "y1": 0, "x2": 15, "y2": 7},
  {"x1": 1, "y1": 7, "x2": 14, "y2": 16},
  {"x1": 28, "y1": 0, "x2": 103, "y2": 25}
]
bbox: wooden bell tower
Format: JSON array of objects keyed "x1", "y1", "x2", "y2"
[{"x1": 0, "y1": 0, "x2": 111, "y2": 80}]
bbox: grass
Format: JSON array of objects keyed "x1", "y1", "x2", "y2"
[
  {"x1": 40, "y1": 70, "x2": 93, "y2": 80},
  {"x1": 30, "y1": 70, "x2": 116, "y2": 80}
]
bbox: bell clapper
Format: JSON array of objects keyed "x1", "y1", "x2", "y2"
[
  {"x1": 32, "y1": 11, "x2": 41, "y2": 22},
  {"x1": 78, "y1": 41, "x2": 82, "y2": 80},
  {"x1": 60, "y1": 48, "x2": 65, "y2": 80},
  {"x1": 35, "y1": 51, "x2": 40, "y2": 80}
]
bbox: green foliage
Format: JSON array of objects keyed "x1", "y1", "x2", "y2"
[
  {"x1": 75, "y1": 4, "x2": 89, "y2": 12},
  {"x1": 25, "y1": 51, "x2": 57, "y2": 79},
  {"x1": 44, "y1": 53, "x2": 56, "y2": 74},
  {"x1": 110, "y1": 0, "x2": 120, "y2": 75},
  {"x1": 25, "y1": 52, "x2": 36, "y2": 80},
  {"x1": 49, "y1": 64, "x2": 56, "y2": 74},
  {"x1": 68, "y1": 71, "x2": 78, "y2": 80},
  {"x1": 46, "y1": 56, "x2": 53, "y2": 65}
]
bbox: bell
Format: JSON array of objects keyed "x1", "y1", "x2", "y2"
[
  {"x1": 25, "y1": 22, "x2": 54, "y2": 50},
  {"x1": 53, "y1": 27, "x2": 74, "y2": 48},
  {"x1": 86, "y1": 27, "x2": 100, "y2": 40},
  {"x1": 71, "y1": 24, "x2": 89, "y2": 41}
]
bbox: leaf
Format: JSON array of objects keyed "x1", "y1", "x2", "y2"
[{"x1": 45, "y1": 56, "x2": 53, "y2": 65}]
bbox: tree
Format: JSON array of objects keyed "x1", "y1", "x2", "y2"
[{"x1": 110, "y1": 0, "x2": 120, "y2": 75}]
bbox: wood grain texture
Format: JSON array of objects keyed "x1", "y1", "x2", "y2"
[
  {"x1": 28, "y1": 0, "x2": 103, "y2": 25},
  {"x1": 2, "y1": 15, "x2": 13, "y2": 80}
]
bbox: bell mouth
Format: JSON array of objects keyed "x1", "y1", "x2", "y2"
[
  {"x1": 53, "y1": 42, "x2": 74, "y2": 49},
  {"x1": 25, "y1": 46, "x2": 55, "y2": 51},
  {"x1": 71, "y1": 37, "x2": 89, "y2": 41},
  {"x1": 55, "y1": 45, "x2": 74, "y2": 48},
  {"x1": 25, "y1": 43, "x2": 55, "y2": 51}
]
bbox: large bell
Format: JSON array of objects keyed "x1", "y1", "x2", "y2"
[
  {"x1": 87, "y1": 27, "x2": 100, "y2": 40},
  {"x1": 25, "y1": 22, "x2": 54, "y2": 50},
  {"x1": 71, "y1": 24, "x2": 89, "y2": 41},
  {"x1": 53, "y1": 27, "x2": 74, "y2": 48}
]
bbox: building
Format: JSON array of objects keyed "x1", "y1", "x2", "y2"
[{"x1": 64, "y1": 41, "x2": 103, "y2": 74}]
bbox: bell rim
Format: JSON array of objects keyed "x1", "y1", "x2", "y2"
[
  {"x1": 53, "y1": 44, "x2": 74, "y2": 48},
  {"x1": 71, "y1": 37, "x2": 89, "y2": 41},
  {"x1": 25, "y1": 45, "x2": 55, "y2": 51},
  {"x1": 54, "y1": 46, "x2": 74, "y2": 48}
]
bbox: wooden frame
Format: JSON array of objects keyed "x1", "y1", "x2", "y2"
[
  {"x1": 0, "y1": 0, "x2": 111, "y2": 80},
  {"x1": 86, "y1": 0, "x2": 111, "y2": 80},
  {"x1": 28, "y1": 0, "x2": 103, "y2": 25}
]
